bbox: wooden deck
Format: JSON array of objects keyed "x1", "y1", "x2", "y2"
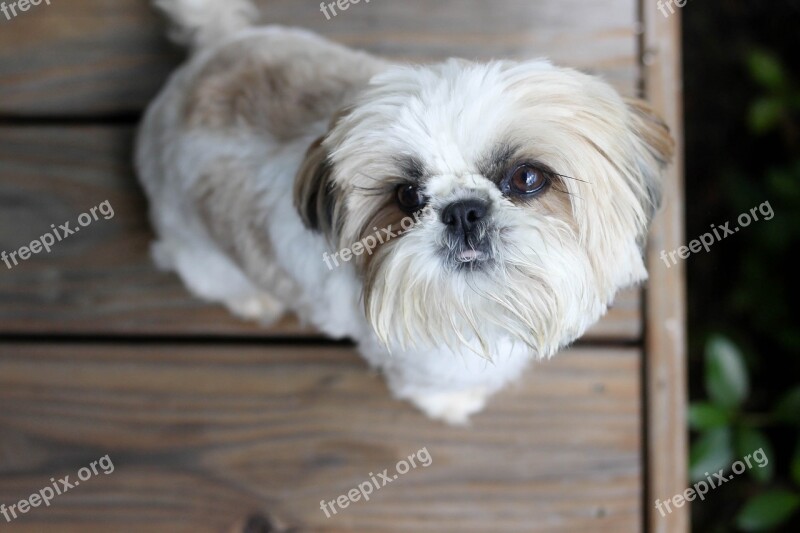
[{"x1": 0, "y1": 1, "x2": 687, "y2": 532}]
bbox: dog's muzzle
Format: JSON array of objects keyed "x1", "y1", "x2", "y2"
[{"x1": 440, "y1": 199, "x2": 493, "y2": 267}]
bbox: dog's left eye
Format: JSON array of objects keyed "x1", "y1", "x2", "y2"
[
  {"x1": 396, "y1": 184, "x2": 427, "y2": 213},
  {"x1": 507, "y1": 164, "x2": 549, "y2": 196}
]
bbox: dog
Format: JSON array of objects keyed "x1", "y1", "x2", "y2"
[{"x1": 136, "y1": 0, "x2": 674, "y2": 424}]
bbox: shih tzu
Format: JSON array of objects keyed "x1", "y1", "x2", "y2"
[{"x1": 136, "y1": 0, "x2": 674, "y2": 424}]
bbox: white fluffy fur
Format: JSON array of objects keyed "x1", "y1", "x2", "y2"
[
  {"x1": 137, "y1": 0, "x2": 671, "y2": 424},
  {"x1": 153, "y1": 0, "x2": 258, "y2": 50},
  {"x1": 333, "y1": 61, "x2": 653, "y2": 358}
]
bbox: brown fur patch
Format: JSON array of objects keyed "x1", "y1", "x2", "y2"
[
  {"x1": 194, "y1": 157, "x2": 251, "y2": 249},
  {"x1": 625, "y1": 98, "x2": 674, "y2": 222},
  {"x1": 193, "y1": 158, "x2": 289, "y2": 292},
  {"x1": 293, "y1": 136, "x2": 345, "y2": 241},
  {"x1": 293, "y1": 107, "x2": 357, "y2": 239},
  {"x1": 184, "y1": 58, "x2": 336, "y2": 139},
  {"x1": 182, "y1": 36, "x2": 381, "y2": 140},
  {"x1": 194, "y1": 157, "x2": 271, "y2": 261},
  {"x1": 359, "y1": 208, "x2": 417, "y2": 322},
  {"x1": 355, "y1": 199, "x2": 413, "y2": 272},
  {"x1": 625, "y1": 98, "x2": 675, "y2": 166},
  {"x1": 534, "y1": 183, "x2": 579, "y2": 234}
]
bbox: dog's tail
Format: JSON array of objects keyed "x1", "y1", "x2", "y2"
[{"x1": 153, "y1": 0, "x2": 259, "y2": 51}]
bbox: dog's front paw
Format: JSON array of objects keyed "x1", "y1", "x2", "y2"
[
  {"x1": 409, "y1": 388, "x2": 489, "y2": 425},
  {"x1": 225, "y1": 293, "x2": 286, "y2": 324}
]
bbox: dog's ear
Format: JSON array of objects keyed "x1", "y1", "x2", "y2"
[
  {"x1": 293, "y1": 135, "x2": 343, "y2": 241},
  {"x1": 625, "y1": 98, "x2": 675, "y2": 223},
  {"x1": 294, "y1": 108, "x2": 353, "y2": 240}
]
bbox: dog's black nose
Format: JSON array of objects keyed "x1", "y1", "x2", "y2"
[{"x1": 441, "y1": 199, "x2": 489, "y2": 238}]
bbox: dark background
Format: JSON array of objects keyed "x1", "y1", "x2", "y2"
[{"x1": 683, "y1": 0, "x2": 800, "y2": 531}]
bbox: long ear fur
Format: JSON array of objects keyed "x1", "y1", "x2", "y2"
[
  {"x1": 293, "y1": 136, "x2": 342, "y2": 241},
  {"x1": 625, "y1": 98, "x2": 675, "y2": 223},
  {"x1": 294, "y1": 108, "x2": 354, "y2": 241}
]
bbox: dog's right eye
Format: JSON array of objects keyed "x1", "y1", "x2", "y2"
[
  {"x1": 396, "y1": 184, "x2": 426, "y2": 214},
  {"x1": 506, "y1": 164, "x2": 550, "y2": 196}
]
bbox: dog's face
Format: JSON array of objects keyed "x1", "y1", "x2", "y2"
[{"x1": 296, "y1": 59, "x2": 673, "y2": 357}]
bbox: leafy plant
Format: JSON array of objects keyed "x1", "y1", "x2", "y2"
[
  {"x1": 690, "y1": 335, "x2": 800, "y2": 531},
  {"x1": 684, "y1": 4, "x2": 800, "y2": 531}
]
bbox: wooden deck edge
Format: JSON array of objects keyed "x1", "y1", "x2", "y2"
[{"x1": 640, "y1": 2, "x2": 689, "y2": 533}]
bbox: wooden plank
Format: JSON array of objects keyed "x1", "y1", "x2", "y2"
[
  {"x1": 0, "y1": 126, "x2": 642, "y2": 339},
  {"x1": 0, "y1": 0, "x2": 639, "y2": 116},
  {"x1": 0, "y1": 344, "x2": 642, "y2": 532},
  {"x1": 640, "y1": 2, "x2": 689, "y2": 533}
]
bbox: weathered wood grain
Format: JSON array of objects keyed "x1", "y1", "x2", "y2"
[
  {"x1": 0, "y1": 0, "x2": 691, "y2": 531},
  {"x1": 0, "y1": 126, "x2": 642, "y2": 339},
  {"x1": 0, "y1": 0, "x2": 638, "y2": 116},
  {"x1": 0, "y1": 344, "x2": 642, "y2": 532},
  {"x1": 640, "y1": 2, "x2": 689, "y2": 532}
]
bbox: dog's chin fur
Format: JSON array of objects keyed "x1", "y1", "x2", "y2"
[
  {"x1": 363, "y1": 207, "x2": 600, "y2": 359},
  {"x1": 138, "y1": 0, "x2": 673, "y2": 424}
]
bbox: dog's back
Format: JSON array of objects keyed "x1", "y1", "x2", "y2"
[{"x1": 134, "y1": 0, "x2": 384, "y2": 325}]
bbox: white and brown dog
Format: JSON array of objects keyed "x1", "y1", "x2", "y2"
[{"x1": 136, "y1": 0, "x2": 673, "y2": 423}]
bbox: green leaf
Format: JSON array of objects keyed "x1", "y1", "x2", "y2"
[
  {"x1": 736, "y1": 490, "x2": 800, "y2": 532},
  {"x1": 776, "y1": 386, "x2": 800, "y2": 426},
  {"x1": 705, "y1": 335, "x2": 750, "y2": 409},
  {"x1": 690, "y1": 427, "x2": 734, "y2": 482},
  {"x1": 746, "y1": 50, "x2": 786, "y2": 91},
  {"x1": 749, "y1": 98, "x2": 784, "y2": 134},
  {"x1": 689, "y1": 402, "x2": 732, "y2": 430},
  {"x1": 735, "y1": 427, "x2": 774, "y2": 483}
]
